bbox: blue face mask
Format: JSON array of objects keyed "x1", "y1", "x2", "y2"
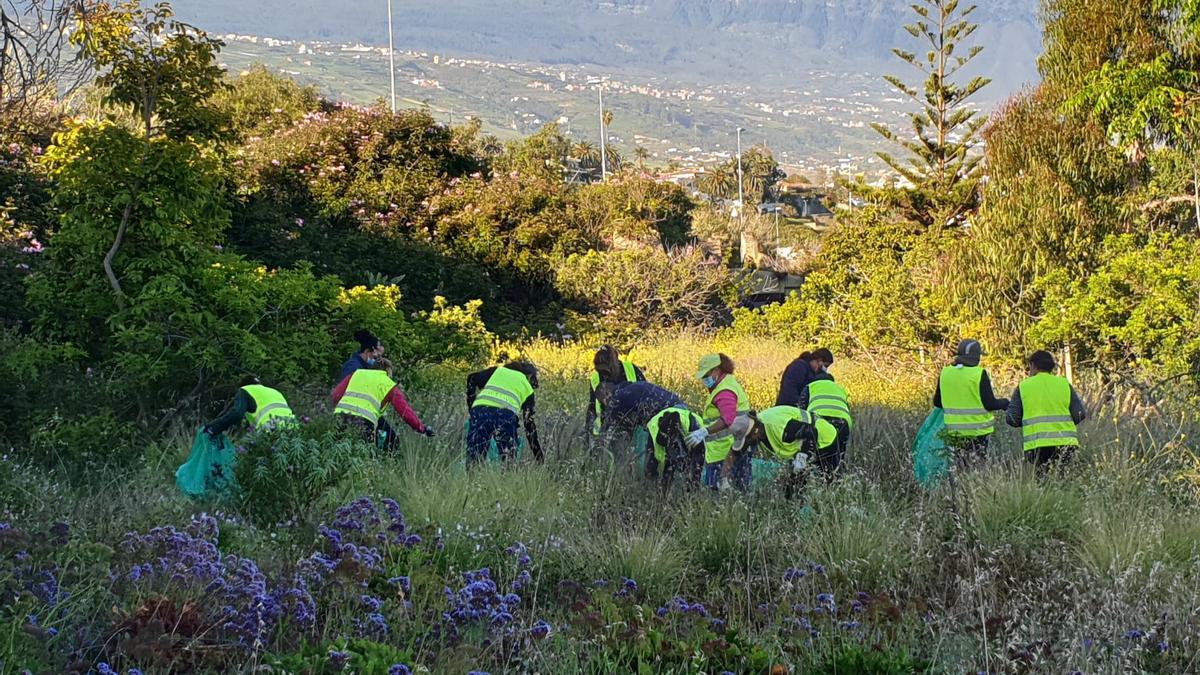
[
  {"x1": 365, "y1": 356, "x2": 377, "y2": 366},
  {"x1": 702, "y1": 375, "x2": 718, "y2": 389}
]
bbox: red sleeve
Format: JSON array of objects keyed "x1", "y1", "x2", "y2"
[
  {"x1": 714, "y1": 390, "x2": 739, "y2": 426},
  {"x1": 386, "y1": 386, "x2": 425, "y2": 432},
  {"x1": 330, "y1": 374, "x2": 351, "y2": 406}
]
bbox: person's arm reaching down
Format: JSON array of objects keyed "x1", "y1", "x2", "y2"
[
  {"x1": 1005, "y1": 387, "x2": 1023, "y2": 428},
  {"x1": 330, "y1": 374, "x2": 351, "y2": 407},
  {"x1": 206, "y1": 389, "x2": 254, "y2": 436},
  {"x1": 522, "y1": 395, "x2": 544, "y2": 463},
  {"x1": 466, "y1": 368, "x2": 494, "y2": 408},
  {"x1": 385, "y1": 386, "x2": 426, "y2": 433}
]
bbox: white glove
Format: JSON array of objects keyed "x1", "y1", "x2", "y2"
[
  {"x1": 792, "y1": 453, "x2": 810, "y2": 472},
  {"x1": 685, "y1": 427, "x2": 710, "y2": 448}
]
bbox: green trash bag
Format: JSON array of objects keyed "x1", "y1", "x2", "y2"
[
  {"x1": 464, "y1": 420, "x2": 525, "y2": 464},
  {"x1": 631, "y1": 426, "x2": 650, "y2": 474},
  {"x1": 175, "y1": 428, "x2": 236, "y2": 498},
  {"x1": 751, "y1": 458, "x2": 783, "y2": 487},
  {"x1": 913, "y1": 408, "x2": 950, "y2": 489}
]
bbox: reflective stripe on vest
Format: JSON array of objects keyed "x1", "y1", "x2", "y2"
[
  {"x1": 473, "y1": 367, "x2": 534, "y2": 414},
  {"x1": 590, "y1": 359, "x2": 638, "y2": 435},
  {"x1": 241, "y1": 385, "x2": 295, "y2": 430},
  {"x1": 702, "y1": 375, "x2": 751, "y2": 464},
  {"x1": 1018, "y1": 373, "x2": 1079, "y2": 451},
  {"x1": 939, "y1": 366, "x2": 994, "y2": 437},
  {"x1": 806, "y1": 379, "x2": 852, "y2": 427},
  {"x1": 335, "y1": 370, "x2": 395, "y2": 425}
]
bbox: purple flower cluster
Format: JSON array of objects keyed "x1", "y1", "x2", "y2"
[
  {"x1": 300, "y1": 497, "x2": 422, "y2": 585},
  {"x1": 1, "y1": 522, "x2": 70, "y2": 609},
  {"x1": 119, "y1": 513, "x2": 314, "y2": 647}
]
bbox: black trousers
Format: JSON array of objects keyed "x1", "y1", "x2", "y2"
[
  {"x1": 814, "y1": 418, "x2": 851, "y2": 480},
  {"x1": 1025, "y1": 445, "x2": 1075, "y2": 477},
  {"x1": 948, "y1": 434, "x2": 990, "y2": 471}
]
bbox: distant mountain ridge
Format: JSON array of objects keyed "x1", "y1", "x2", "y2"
[{"x1": 173, "y1": 0, "x2": 1042, "y2": 97}]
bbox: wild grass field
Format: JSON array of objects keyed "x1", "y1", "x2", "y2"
[{"x1": 3, "y1": 336, "x2": 1199, "y2": 674}]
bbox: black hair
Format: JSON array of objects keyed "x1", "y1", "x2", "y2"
[
  {"x1": 1029, "y1": 350, "x2": 1057, "y2": 373},
  {"x1": 506, "y1": 361, "x2": 540, "y2": 388},
  {"x1": 812, "y1": 348, "x2": 834, "y2": 365},
  {"x1": 594, "y1": 345, "x2": 622, "y2": 381},
  {"x1": 354, "y1": 329, "x2": 380, "y2": 353}
]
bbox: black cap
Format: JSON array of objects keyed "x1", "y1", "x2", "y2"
[{"x1": 956, "y1": 339, "x2": 984, "y2": 366}]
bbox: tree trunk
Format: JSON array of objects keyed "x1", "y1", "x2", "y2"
[{"x1": 103, "y1": 190, "x2": 137, "y2": 309}]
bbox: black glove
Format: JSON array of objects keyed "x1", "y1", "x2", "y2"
[{"x1": 422, "y1": 426, "x2": 435, "y2": 438}]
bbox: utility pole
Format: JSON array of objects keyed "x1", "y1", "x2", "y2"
[
  {"x1": 386, "y1": 0, "x2": 397, "y2": 113},
  {"x1": 736, "y1": 127, "x2": 745, "y2": 218},
  {"x1": 598, "y1": 84, "x2": 608, "y2": 182}
]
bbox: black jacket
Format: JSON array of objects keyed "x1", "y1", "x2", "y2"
[{"x1": 776, "y1": 358, "x2": 819, "y2": 407}]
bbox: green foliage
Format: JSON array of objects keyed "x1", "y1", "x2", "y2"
[
  {"x1": 808, "y1": 646, "x2": 929, "y2": 675},
  {"x1": 555, "y1": 246, "x2": 733, "y2": 341},
  {"x1": 571, "y1": 174, "x2": 695, "y2": 247},
  {"x1": 72, "y1": 1, "x2": 228, "y2": 140},
  {"x1": 730, "y1": 209, "x2": 939, "y2": 353},
  {"x1": 27, "y1": 410, "x2": 143, "y2": 477},
  {"x1": 933, "y1": 87, "x2": 1133, "y2": 355},
  {"x1": 1032, "y1": 233, "x2": 1200, "y2": 379},
  {"x1": 210, "y1": 65, "x2": 324, "y2": 142},
  {"x1": 232, "y1": 423, "x2": 369, "y2": 526},
  {"x1": 868, "y1": 0, "x2": 991, "y2": 228}
]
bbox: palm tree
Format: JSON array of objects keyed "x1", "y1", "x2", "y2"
[
  {"x1": 633, "y1": 146, "x2": 651, "y2": 170},
  {"x1": 605, "y1": 147, "x2": 624, "y2": 172},
  {"x1": 699, "y1": 166, "x2": 735, "y2": 201},
  {"x1": 602, "y1": 109, "x2": 614, "y2": 129},
  {"x1": 571, "y1": 141, "x2": 600, "y2": 167}
]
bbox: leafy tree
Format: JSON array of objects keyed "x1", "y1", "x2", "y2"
[
  {"x1": 570, "y1": 174, "x2": 695, "y2": 249},
  {"x1": 0, "y1": 0, "x2": 94, "y2": 135},
  {"x1": 571, "y1": 140, "x2": 600, "y2": 168},
  {"x1": 555, "y1": 246, "x2": 733, "y2": 341},
  {"x1": 633, "y1": 146, "x2": 651, "y2": 170},
  {"x1": 869, "y1": 0, "x2": 990, "y2": 228},
  {"x1": 66, "y1": 0, "x2": 227, "y2": 306},
  {"x1": 210, "y1": 64, "x2": 324, "y2": 142},
  {"x1": 1032, "y1": 232, "x2": 1200, "y2": 380},
  {"x1": 932, "y1": 87, "x2": 1133, "y2": 354},
  {"x1": 1068, "y1": 0, "x2": 1200, "y2": 226}
]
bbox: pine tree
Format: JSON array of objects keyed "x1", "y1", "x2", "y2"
[{"x1": 870, "y1": 0, "x2": 990, "y2": 228}]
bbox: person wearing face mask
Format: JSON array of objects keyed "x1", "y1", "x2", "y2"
[
  {"x1": 776, "y1": 348, "x2": 834, "y2": 408},
  {"x1": 338, "y1": 330, "x2": 385, "y2": 383},
  {"x1": 331, "y1": 358, "x2": 433, "y2": 450},
  {"x1": 686, "y1": 353, "x2": 752, "y2": 491}
]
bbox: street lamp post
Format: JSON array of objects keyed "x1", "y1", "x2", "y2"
[
  {"x1": 598, "y1": 84, "x2": 608, "y2": 182},
  {"x1": 736, "y1": 127, "x2": 744, "y2": 218},
  {"x1": 386, "y1": 0, "x2": 397, "y2": 113}
]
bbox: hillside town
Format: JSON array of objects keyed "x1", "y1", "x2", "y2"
[{"x1": 215, "y1": 32, "x2": 918, "y2": 185}]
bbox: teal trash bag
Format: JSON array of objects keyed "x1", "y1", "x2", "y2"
[
  {"x1": 632, "y1": 426, "x2": 650, "y2": 474},
  {"x1": 913, "y1": 408, "x2": 950, "y2": 489},
  {"x1": 463, "y1": 420, "x2": 525, "y2": 464},
  {"x1": 751, "y1": 458, "x2": 783, "y2": 488},
  {"x1": 175, "y1": 428, "x2": 236, "y2": 499}
]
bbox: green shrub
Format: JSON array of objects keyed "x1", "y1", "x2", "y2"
[
  {"x1": 967, "y1": 471, "x2": 1083, "y2": 548},
  {"x1": 27, "y1": 410, "x2": 142, "y2": 477},
  {"x1": 556, "y1": 246, "x2": 734, "y2": 341},
  {"x1": 232, "y1": 422, "x2": 370, "y2": 526},
  {"x1": 809, "y1": 645, "x2": 929, "y2": 675}
]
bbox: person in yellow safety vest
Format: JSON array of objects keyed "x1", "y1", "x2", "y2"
[
  {"x1": 586, "y1": 345, "x2": 645, "y2": 438},
  {"x1": 933, "y1": 339, "x2": 1009, "y2": 468},
  {"x1": 800, "y1": 371, "x2": 853, "y2": 479},
  {"x1": 1006, "y1": 350, "x2": 1088, "y2": 477},
  {"x1": 741, "y1": 406, "x2": 838, "y2": 499},
  {"x1": 645, "y1": 407, "x2": 706, "y2": 491},
  {"x1": 205, "y1": 378, "x2": 296, "y2": 438},
  {"x1": 685, "y1": 353, "x2": 753, "y2": 491},
  {"x1": 331, "y1": 359, "x2": 433, "y2": 450},
  {"x1": 466, "y1": 361, "x2": 545, "y2": 465}
]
